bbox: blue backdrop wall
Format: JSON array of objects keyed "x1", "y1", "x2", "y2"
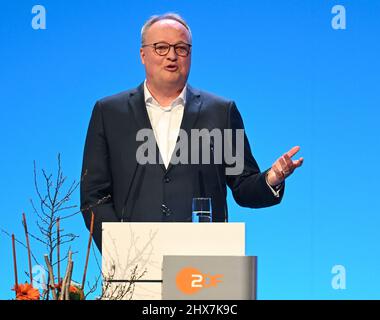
[{"x1": 1, "y1": 0, "x2": 379, "y2": 299}]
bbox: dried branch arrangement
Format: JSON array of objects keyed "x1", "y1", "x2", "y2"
[{"x1": 5, "y1": 154, "x2": 143, "y2": 300}]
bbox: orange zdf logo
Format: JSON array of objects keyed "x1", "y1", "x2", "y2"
[{"x1": 176, "y1": 267, "x2": 223, "y2": 295}]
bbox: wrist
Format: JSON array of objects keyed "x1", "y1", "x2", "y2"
[{"x1": 266, "y1": 170, "x2": 282, "y2": 189}]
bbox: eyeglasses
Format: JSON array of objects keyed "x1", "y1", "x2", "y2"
[{"x1": 142, "y1": 42, "x2": 192, "y2": 57}]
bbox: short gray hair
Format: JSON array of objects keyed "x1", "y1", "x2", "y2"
[{"x1": 141, "y1": 13, "x2": 192, "y2": 45}]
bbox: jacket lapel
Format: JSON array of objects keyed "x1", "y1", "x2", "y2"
[
  {"x1": 128, "y1": 83, "x2": 165, "y2": 170},
  {"x1": 128, "y1": 83, "x2": 152, "y2": 130},
  {"x1": 180, "y1": 85, "x2": 202, "y2": 135},
  {"x1": 166, "y1": 85, "x2": 202, "y2": 174}
]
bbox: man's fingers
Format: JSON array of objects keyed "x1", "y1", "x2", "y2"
[
  {"x1": 283, "y1": 154, "x2": 293, "y2": 168},
  {"x1": 293, "y1": 157, "x2": 304, "y2": 167},
  {"x1": 286, "y1": 146, "x2": 300, "y2": 158},
  {"x1": 272, "y1": 164, "x2": 284, "y2": 180},
  {"x1": 285, "y1": 153, "x2": 304, "y2": 169},
  {"x1": 279, "y1": 157, "x2": 288, "y2": 171},
  {"x1": 270, "y1": 148, "x2": 303, "y2": 184}
]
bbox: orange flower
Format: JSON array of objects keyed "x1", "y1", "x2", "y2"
[
  {"x1": 13, "y1": 283, "x2": 40, "y2": 300},
  {"x1": 54, "y1": 282, "x2": 62, "y2": 290},
  {"x1": 69, "y1": 284, "x2": 85, "y2": 300},
  {"x1": 69, "y1": 285, "x2": 79, "y2": 293},
  {"x1": 55, "y1": 282, "x2": 76, "y2": 292},
  {"x1": 54, "y1": 281, "x2": 84, "y2": 300}
]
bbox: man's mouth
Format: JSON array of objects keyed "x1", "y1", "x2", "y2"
[{"x1": 164, "y1": 65, "x2": 178, "y2": 72}]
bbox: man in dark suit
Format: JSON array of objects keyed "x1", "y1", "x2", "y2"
[{"x1": 80, "y1": 13, "x2": 303, "y2": 252}]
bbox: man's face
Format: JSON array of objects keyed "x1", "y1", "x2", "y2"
[{"x1": 140, "y1": 19, "x2": 192, "y2": 92}]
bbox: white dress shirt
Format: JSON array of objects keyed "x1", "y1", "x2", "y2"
[{"x1": 144, "y1": 81, "x2": 186, "y2": 168}]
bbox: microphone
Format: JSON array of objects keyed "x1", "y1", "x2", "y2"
[{"x1": 210, "y1": 137, "x2": 228, "y2": 222}]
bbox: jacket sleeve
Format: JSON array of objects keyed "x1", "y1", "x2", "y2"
[
  {"x1": 225, "y1": 101, "x2": 284, "y2": 208},
  {"x1": 80, "y1": 101, "x2": 119, "y2": 251}
]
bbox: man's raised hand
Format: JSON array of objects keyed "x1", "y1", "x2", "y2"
[{"x1": 266, "y1": 146, "x2": 304, "y2": 187}]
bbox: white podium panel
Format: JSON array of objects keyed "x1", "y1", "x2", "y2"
[{"x1": 102, "y1": 222, "x2": 245, "y2": 300}]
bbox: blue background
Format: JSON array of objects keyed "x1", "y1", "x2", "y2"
[{"x1": 1, "y1": 0, "x2": 379, "y2": 299}]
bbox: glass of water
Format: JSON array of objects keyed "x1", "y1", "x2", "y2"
[{"x1": 192, "y1": 198, "x2": 212, "y2": 223}]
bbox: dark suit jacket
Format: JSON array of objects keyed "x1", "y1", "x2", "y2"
[{"x1": 80, "y1": 83, "x2": 284, "y2": 251}]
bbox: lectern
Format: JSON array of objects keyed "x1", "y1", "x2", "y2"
[{"x1": 102, "y1": 222, "x2": 256, "y2": 300}]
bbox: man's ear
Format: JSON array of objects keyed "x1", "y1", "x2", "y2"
[{"x1": 140, "y1": 48, "x2": 145, "y2": 65}]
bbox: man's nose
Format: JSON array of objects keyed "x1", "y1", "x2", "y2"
[{"x1": 166, "y1": 46, "x2": 178, "y2": 60}]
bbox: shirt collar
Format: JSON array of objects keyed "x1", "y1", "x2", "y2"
[{"x1": 144, "y1": 80, "x2": 187, "y2": 108}]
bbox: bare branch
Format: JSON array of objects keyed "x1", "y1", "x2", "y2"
[
  {"x1": 44, "y1": 255, "x2": 57, "y2": 300},
  {"x1": 41, "y1": 169, "x2": 54, "y2": 206},
  {"x1": 59, "y1": 194, "x2": 111, "y2": 221},
  {"x1": 84, "y1": 273, "x2": 102, "y2": 299},
  {"x1": 1, "y1": 229, "x2": 41, "y2": 266},
  {"x1": 55, "y1": 205, "x2": 78, "y2": 213},
  {"x1": 51, "y1": 250, "x2": 78, "y2": 268},
  {"x1": 27, "y1": 231, "x2": 48, "y2": 246}
]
